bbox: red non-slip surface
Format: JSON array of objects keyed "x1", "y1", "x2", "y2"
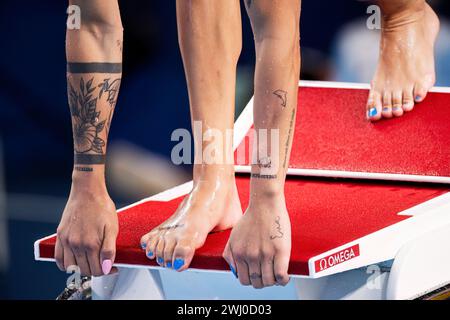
[
  {"x1": 38, "y1": 176, "x2": 449, "y2": 275},
  {"x1": 236, "y1": 87, "x2": 450, "y2": 177}
]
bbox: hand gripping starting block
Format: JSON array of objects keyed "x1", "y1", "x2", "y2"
[{"x1": 34, "y1": 81, "x2": 450, "y2": 300}]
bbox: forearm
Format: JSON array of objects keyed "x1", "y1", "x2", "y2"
[
  {"x1": 250, "y1": 34, "x2": 300, "y2": 199},
  {"x1": 66, "y1": 0, "x2": 123, "y2": 189}
]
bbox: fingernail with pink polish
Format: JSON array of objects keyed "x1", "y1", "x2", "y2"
[{"x1": 102, "y1": 259, "x2": 112, "y2": 275}]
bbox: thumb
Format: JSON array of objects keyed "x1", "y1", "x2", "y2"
[{"x1": 100, "y1": 225, "x2": 117, "y2": 275}]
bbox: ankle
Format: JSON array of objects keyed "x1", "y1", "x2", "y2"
[
  {"x1": 193, "y1": 164, "x2": 235, "y2": 185},
  {"x1": 380, "y1": 0, "x2": 425, "y2": 26}
]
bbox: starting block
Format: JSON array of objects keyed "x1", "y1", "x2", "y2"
[{"x1": 34, "y1": 81, "x2": 450, "y2": 300}]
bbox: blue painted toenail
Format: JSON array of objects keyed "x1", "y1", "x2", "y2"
[
  {"x1": 368, "y1": 107, "x2": 377, "y2": 117},
  {"x1": 415, "y1": 95, "x2": 421, "y2": 101},
  {"x1": 147, "y1": 251, "x2": 153, "y2": 258},
  {"x1": 229, "y1": 264, "x2": 238, "y2": 278},
  {"x1": 166, "y1": 262, "x2": 172, "y2": 268},
  {"x1": 382, "y1": 107, "x2": 390, "y2": 112},
  {"x1": 141, "y1": 242, "x2": 146, "y2": 250},
  {"x1": 174, "y1": 258, "x2": 184, "y2": 270},
  {"x1": 157, "y1": 257, "x2": 164, "y2": 265}
]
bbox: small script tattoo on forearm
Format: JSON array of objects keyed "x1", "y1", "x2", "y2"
[
  {"x1": 273, "y1": 89, "x2": 287, "y2": 108},
  {"x1": 270, "y1": 216, "x2": 284, "y2": 240},
  {"x1": 251, "y1": 173, "x2": 277, "y2": 180},
  {"x1": 257, "y1": 156, "x2": 272, "y2": 168},
  {"x1": 282, "y1": 108, "x2": 296, "y2": 169},
  {"x1": 74, "y1": 166, "x2": 93, "y2": 172}
]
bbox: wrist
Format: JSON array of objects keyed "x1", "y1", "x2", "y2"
[{"x1": 71, "y1": 167, "x2": 107, "y2": 194}]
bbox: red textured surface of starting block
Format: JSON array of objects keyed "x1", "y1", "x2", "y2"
[{"x1": 236, "y1": 86, "x2": 450, "y2": 178}]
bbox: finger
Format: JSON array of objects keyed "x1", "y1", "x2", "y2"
[
  {"x1": 222, "y1": 244, "x2": 238, "y2": 278},
  {"x1": 87, "y1": 248, "x2": 103, "y2": 277},
  {"x1": 261, "y1": 256, "x2": 276, "y2": 287},
  {"x1": 100, "y1": 225, "x2": 117, "y2": 275},
  {"x1": 247, "y1": 258, "x2": 264, "y2": 289},
  {"x1": 55, "y1": 237, "x2": 65, "y2": 271},
  {"x1": 63, "y1": 245, "x2": 77, "y2": 272},
  {"x1": 235, "y1": 256, "x2": 251, "y2": 286},
  {"x1": 73, "y1": 248, "x2": 91, "y2": 276},
  {"x1": 273, "y1": 253, "x2": 290, "y2": 286}
]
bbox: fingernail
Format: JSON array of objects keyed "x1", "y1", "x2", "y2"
[
  {"x1": 415, "y1": 95, "x2": 421, "y2": 101},
  {"x1": 166, "y1": 262, "x2": 172, "y2": 268},
  {"x1": 368, "y1": 107, "x2": 377, "y2": 117},
  {"x1": 229, "y1": 265, "x2": 238, "y2": 278},
  {"x1": 146, "y1": 251, "x2": 153, "y2": 258},
  {"x1": 102, "y1": 259, "x2": 112, "y2": 275},
  {"x1": 174, "y1": 258, "x2": 184, "y2": 270},
  {"x1": 141, "y1": 242, "x2": 147, "y2": 250},
  {"x1": 157, "y1": 257, "x2": 164, "y2": 265}
]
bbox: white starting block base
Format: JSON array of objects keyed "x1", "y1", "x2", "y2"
[{"x1": 91, "y1": 223, "x2": 450, "y2": 300}]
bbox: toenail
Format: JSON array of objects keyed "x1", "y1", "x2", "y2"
[
  {"x1": 174, "y1": 258, "x2": 185, "y2": 270},
  {"x1": 382, "y1": 107, "x2": 390, "y2": 112},
  {"x1": 368, "y1": 107, "x2": 377, "y2": 117},
  {"x1": 141, "y1": 242, "x2": 147, "y2": 250},
  {"x1": 147, "y1": 251, "x2": 153, "y2": 258},
  {"x1": 157, "y1": 257, "x2": 164, "y2": 265},
  {"x1": 166, "y1": 262, "x2": 172, "y2": 268},
  {"x1": 229, "y1": 264, "x2": 238, "y2": 278},
  {"x1": 415, "y1": 95, "x2": 422, "y2": 101}
]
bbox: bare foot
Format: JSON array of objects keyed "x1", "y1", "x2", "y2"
[
  {"x1": 367, "y1": 3, "x2": 439, "y2": 121},
  {"x1": 140, "y1": 168, "x2": 242, "y2": 271}
]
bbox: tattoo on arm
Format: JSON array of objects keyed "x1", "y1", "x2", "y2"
[
  {"x1": 282, "y1": 108, "x2": 296, "y2": 169},
  {"x1": 251, "y1": 173, "x2": 278, "y2": 180},
  {"x1": 257, "y1": 156, "x2": 272, "y2": 168},
  {"x1": 273, "y1": 90, "x2": 287, "y2": 108},
  {"x1": 67, "y1": 62, "x2": 122, "y2": 173},
  {"x1": 270, "y1": 216, "x2": 284, "y2": 240}
]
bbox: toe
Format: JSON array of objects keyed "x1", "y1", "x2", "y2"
[
  {"x1": 389, "y1": 91, "x2": 403, "y2": 117},
  {"x1": 172, "y1": 238, "x2": 195, "y2": 272},
  {"x1": 367, "y1": 90, "x2": 382, "y2": 121},
  {"x1": 163, "y1": 237, "x2": 176, "y2": 268},
  {"x1": 155, "y1": 234, "x2": 166, "y2": 266},
  {"x1": 381, "y1": 91, "x2": 395, "y2": 119},
  {"x1": 413, "y1": 83, "x2": 428, "y2": 103},
  {"x1": 401, "y1": 89, "x2": 414, "y2": 113},
  {"x1": 145, "y1": 231, "x2": 160, "y2": 260}
]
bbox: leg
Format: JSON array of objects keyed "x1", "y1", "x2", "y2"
[
  {"x1": 223, "y1": 0, "x2": 301, "y2": 289},
  {"x1": 140, "y1": 0, "x2": 243, "y2": 271},
  {"x1": 55, "y1": 0, "x2": 122, "y2": 277},
  {"x1": 367, "y1": 0, "x2": 439, "y2": 121}
]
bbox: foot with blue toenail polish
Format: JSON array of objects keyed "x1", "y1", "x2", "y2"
[
  {"x1": 139, "y1": 171, "x2": 243, "y2": 273},
  {"x1": 367, "y1": 1, "x2": 438, "y2": 121}
]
